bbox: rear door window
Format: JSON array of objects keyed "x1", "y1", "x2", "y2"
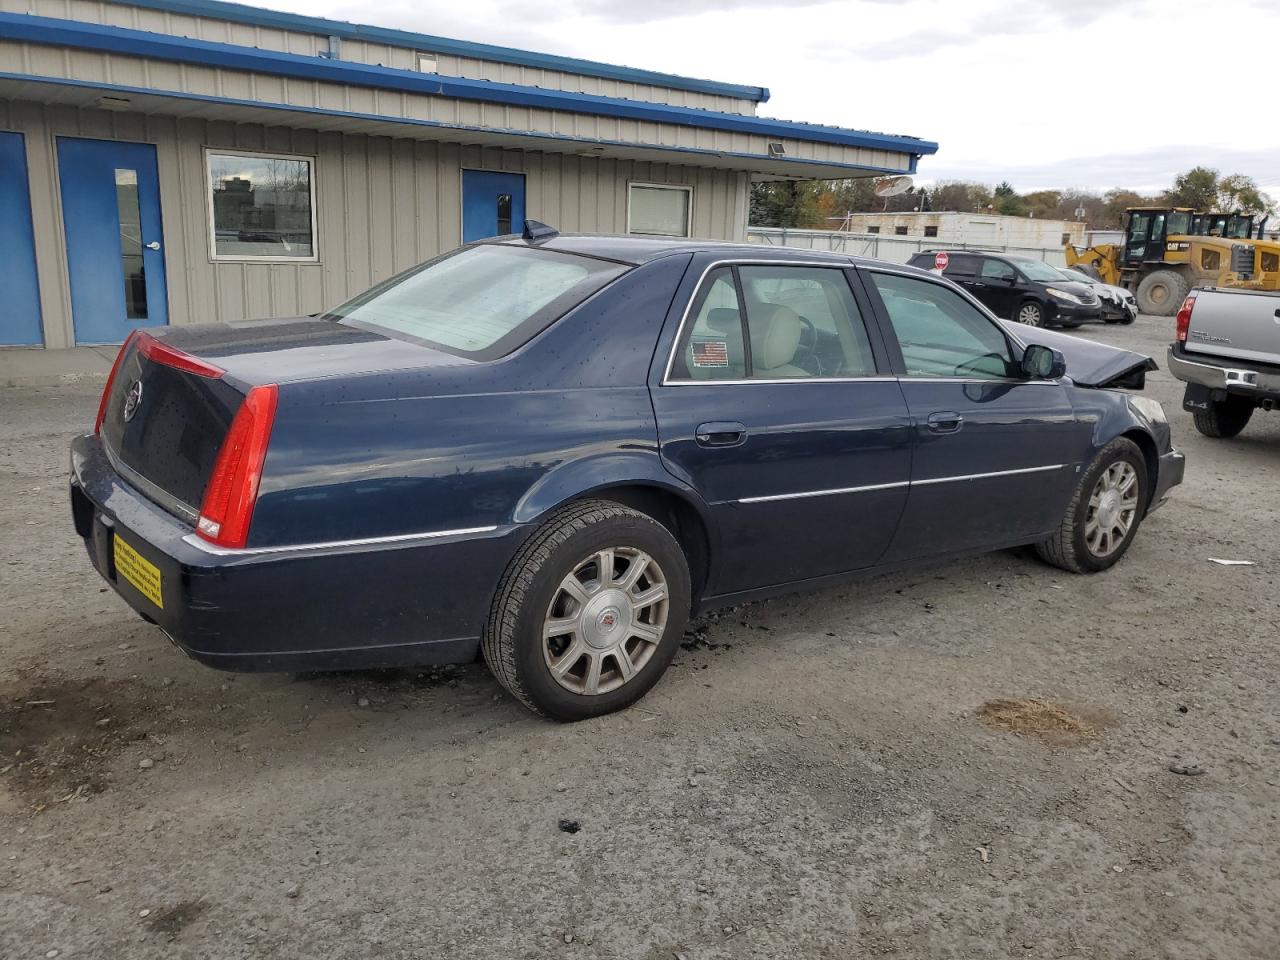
[{"x1": 668, "y1": 268, "x2": 747, "y2": 381}]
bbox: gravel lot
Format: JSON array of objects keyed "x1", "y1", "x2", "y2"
[{"x1": 2, "y1": 314, "x2": 1278, "y2": 960}]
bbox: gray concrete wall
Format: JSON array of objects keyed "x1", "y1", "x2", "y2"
[{"x1": 1, "y1": 99, "x2": 748, "y2": 347}]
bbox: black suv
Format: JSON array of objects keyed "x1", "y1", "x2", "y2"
[{"x1": 906, "y1": 251, "x2": 1102, "y2": 328}]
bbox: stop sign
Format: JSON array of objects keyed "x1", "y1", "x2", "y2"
[{"x1": 934, "y1": 251, "x2": 949, "y2": 271}]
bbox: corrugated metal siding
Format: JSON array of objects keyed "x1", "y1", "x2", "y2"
[
  {"x1": 0, "y1": 38, "x2": 915, "y2": 174},
  {"x1": 2, "y1": 99, "x2": 746, "y2": 345},
  {"x1": 0, "y1": 0, "x2": 760, "y2": 114}
]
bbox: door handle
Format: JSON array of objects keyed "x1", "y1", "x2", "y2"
[
  {"x1": 695, "y1": 421, "x2": 747, "y2": 447},
  {"x1": 926, "y1": 411, "x2": 963, "y2": 434},
  {"x1": 145, "y1": 241, "x2": 160, "y2": 251}
]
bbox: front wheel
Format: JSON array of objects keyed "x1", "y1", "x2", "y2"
[
  {"x1": 1036, "y1": 438, "x2": 1148, "y2": 574},
  {"x1": 1193, "y1": 397, "x2": 1254, "y2": 438},
  {"x1": 483, "y1": 500, "x2": 691, "y2": 721},
  {"x1": 1016, "y1": 301, "x2": 1045, "y2": 327}
]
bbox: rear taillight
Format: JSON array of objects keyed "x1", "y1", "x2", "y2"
[
  {"x1": 94, "y1": 331, "x2": 139, "y2": 434},
  {"x1": 1175, "y1": 293, "x2": 1197, "y2": 343},
  {"x1": 196, "y1": 384, "x2": 279, "y2": 549},
  {"x1": 136, "y1": 332, "x2": 225, "y2": 379}
]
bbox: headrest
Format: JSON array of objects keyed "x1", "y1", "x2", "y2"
[
  {"x1": 705, "y1": 307, "x2": 741, "y2": 333},
  {"x1": 750, "y1": 304, "x2": 802, "y2": 370}
]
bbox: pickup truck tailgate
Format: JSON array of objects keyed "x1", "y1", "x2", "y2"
[{"x1": 1185, "y1": 287, "x2": 1280, "y2": 366}]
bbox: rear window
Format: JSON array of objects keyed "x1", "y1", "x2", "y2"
[{"x1": 326, "y1": 245, "x2": 628, "y2": 359}]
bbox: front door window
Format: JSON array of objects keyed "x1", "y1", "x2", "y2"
[{"x1": 867, "y1": 272, "x2": 1016, "y2": 379}]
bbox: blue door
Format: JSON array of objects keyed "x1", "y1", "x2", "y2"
[
  {"x1": 0, "y1": 132, "x2": 43, "y2": 345},
  {"x1": 57, "y1": 138, "x2": 167, "y2": 344},
  {"x1": 462, "y1": 170, "x2": 525, "y2": 243}
]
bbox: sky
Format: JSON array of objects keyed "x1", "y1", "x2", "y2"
[{"x1": 263, "y1": 0, "x2": 1280, "y2": 200}]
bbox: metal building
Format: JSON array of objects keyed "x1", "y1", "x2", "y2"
[{"x1": 0, "y1": 0, "x2": 937, "y2": 351}]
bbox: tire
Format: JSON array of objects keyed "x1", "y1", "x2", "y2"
[
  {"x1": 1135, "y1": 269, "x2": 1189, "y2": 316},
  {"x1": 1120, "y1": 310, "x2": 1137, "y2": 325},
  {"x1": 1192, "y1": 397, "x2": 1254, "y2": 438},
  {"x1": 1035, "y1": 438, "x2": 1148, "y2": 574},
  {"x1": 482, "y1": 499, "x2": 691, "y2": 721},
  {"x1": 1015, "y1": 300, "x2": 1045, "y2": 327}
]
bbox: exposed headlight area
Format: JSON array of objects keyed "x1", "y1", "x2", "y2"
[
  {"x1": 1045, "y1": 287, "x2": 1085, "y2": 305},
  {"x1": 1129, "y1": 395, "x2": 1167, "y2": 424}
]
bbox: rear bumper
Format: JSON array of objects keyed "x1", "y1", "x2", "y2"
[
  {"x1": 1167, "y1": 345, "x2": 1280, "y2": 401},
  {"x1": 70, "y1": 433, "x2": 525, "y2": 672}
]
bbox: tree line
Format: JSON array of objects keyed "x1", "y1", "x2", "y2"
[{"x1": 750, "y1": 166, "x2": 1275, "y2": 231}]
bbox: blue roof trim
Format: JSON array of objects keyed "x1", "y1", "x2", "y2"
[
  {"x1": 114, "y1": 0, "x2": 771, "y2": 103},
  {"x1": 0, "y1": 13, "x2": 938, "y2": 156},
  {"x1": 0, "y1": 70, "x2": 917, "y2": 176}
]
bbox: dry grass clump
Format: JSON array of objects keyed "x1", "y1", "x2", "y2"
[{"x1": 978, "y1": 698, "x2": 1096, "y2": 745}]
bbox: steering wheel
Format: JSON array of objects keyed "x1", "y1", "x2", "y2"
[
  {"x1": 792, "y1": 315, "x2": 825, "y2": 376},
  {"x1": 953, "y1": 352, "x2": 1007, "y2": 378}
]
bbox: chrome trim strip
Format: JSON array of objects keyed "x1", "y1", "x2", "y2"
[
  {"x1": 182, "y1": 525, "x2": 501, "y2": 557},
  {"x1": 912, "y1": 464, "x2": 1066, "y2": 486},
  {"x1": 735, "y1": 464, "x2": 1065, "y2": 504},
  {"x1": 739, "y1": 479, "x2": 909, "y2": 504},
  {"x1": 663, "y1": 376, "x2": 899, "y2": 386}
]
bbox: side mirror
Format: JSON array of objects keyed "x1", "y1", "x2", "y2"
[
  {"x1": 1003, "y1": 274, "x2": 1018, "y2": 285},
  {"x1": 1021, "y1": 344, "x2": 1067, "y2": 380}
]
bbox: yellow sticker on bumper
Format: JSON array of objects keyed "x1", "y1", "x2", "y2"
[{"x1": 113, "y1": 535, "x2": 164, "y2": 610}]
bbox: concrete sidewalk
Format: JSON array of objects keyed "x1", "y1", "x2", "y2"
[{"x1": 0, "y1": 345, "x2": 118, "y2": 387}]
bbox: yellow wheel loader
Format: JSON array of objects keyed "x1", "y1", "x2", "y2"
[{"x1": 1065, "y1": 207, "x2": 1280, "y2": 316}]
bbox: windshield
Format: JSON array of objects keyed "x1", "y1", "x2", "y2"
[
  {"x1": 326, "y1": 245, "x2": 628, "y2": 359},
  {"x1": 1012, "y1": 259, "x2": 1067, "y2": 282}
]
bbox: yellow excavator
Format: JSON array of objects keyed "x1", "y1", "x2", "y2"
[{"x1": 1065, "y1": 207, "x2": 1280, "y2": 315}]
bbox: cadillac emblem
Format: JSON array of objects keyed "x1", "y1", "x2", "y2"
[{"x1": 122, "y1": 379, "x2": 144, "y2": 422}]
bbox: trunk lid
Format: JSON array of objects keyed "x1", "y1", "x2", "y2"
[
  {"x1": 98, "y1": 318, "x2": 466, "y2": 519},
  {"x1": 999, "y1": 321, "x2": 1158, "y2": 389}
]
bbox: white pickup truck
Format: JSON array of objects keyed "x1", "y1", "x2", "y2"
[{"x1": 1168, "y1": 287, "x2": 1280, "y2": 438}]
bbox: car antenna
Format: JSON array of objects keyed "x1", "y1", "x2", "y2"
[{"x1": 522, "y1": 219, "x2": 559, "y2": 242}]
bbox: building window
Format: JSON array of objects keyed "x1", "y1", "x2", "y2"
[
  {"x1": 628, "y1": 183, "x2": 692, "y2": 237},
  {"x1": 894, "y1": 226, "x2": 908, "y2": 236},
  {"x1": 207, "y1": 151, "x2": 317, "y2": 261},
  {"x1": 867, "y1": 226, "x2": 880, "y2": 235},
  {"x1": 924, "y1": 225, "x2": 938, "y2": 238},
  {"x1": 1061, "y1": 233, "x2": 1071, "y2": 246}
]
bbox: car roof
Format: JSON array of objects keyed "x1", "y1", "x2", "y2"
[{"x1": 486, "y1": 233, "x2": 864, "y2": 267}]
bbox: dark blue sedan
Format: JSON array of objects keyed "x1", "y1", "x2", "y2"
[{"x1": 71, "y1": 224, "x2": 1184, "y2": 720}]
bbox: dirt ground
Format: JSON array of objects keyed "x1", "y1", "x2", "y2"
[{"x1": 2, "y1": 314, "x2": 1278, "y2": 960}]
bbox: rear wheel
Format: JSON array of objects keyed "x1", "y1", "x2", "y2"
[
  {"x1": 483, "y1": 500, "x2": 690, "y2": 721},
  {"x1": 1192, "y1": 396, "x2": 1254, "y2": 438},
  {"x1": 1135, "y1": 269, "x2": 1189, "y2": 316},
  {"x1": 1016, "y1": 301, "x2": 1045, "y2": 327},
  {"x1": 1036, "y1": 438, "x2": 1148, "y2": 574}
]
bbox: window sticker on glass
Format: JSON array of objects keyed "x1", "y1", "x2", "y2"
[{"x1": 691, "y1": 339, "x2": 730, "y2": 368}]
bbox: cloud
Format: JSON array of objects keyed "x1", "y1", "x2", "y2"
[{"x1": 920, "y1": 145, "x2": 1280, "y2": 197}]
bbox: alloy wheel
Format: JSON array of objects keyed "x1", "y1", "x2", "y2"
[
  {"x1": 1017, "y1": 304, "x2": 1042, "y2": 326},
  {"x1": 1085, "y1": 461, "x2": 1139, "y2": 558},
  {"x1": 542, "y1": 546, "x2": 669, "y2": 696}
]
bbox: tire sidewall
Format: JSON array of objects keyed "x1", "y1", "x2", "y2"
[
  {"x1": 1069, "y1": 440, "x2": 1149, "y2": 572},
  {"x1": 1018, "y1": 300, "x2": 1044, "y2": 326},
  {"x1": 510, "y1": 513, "x2": 690, "y2": 721}
]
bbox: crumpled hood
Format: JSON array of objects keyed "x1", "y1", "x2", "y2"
[{"x1": 1000, "y1": 321, "x2": 1157, "y2": 389}]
